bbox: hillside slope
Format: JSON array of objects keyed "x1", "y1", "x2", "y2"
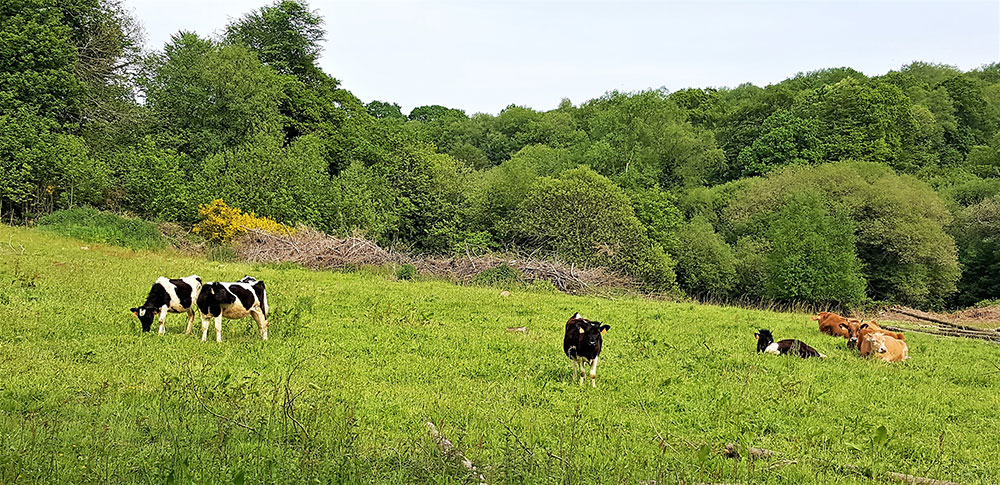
[{"x1": 1, "y1": 225, "x2": 998, "y2": 484}]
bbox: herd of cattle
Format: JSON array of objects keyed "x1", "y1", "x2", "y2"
[
  {"x1": 751, "y1": 311, "x2": 910, "y2": 364},
  {"x1": 131, "y1": 275, "x2": 907, "y2": 387},
  {"x1": 561, "y1": 310, "x2": 910, "y2": 387},
  {"x1": 130, "y1": 274, "x2": 268, "y2": 342}
]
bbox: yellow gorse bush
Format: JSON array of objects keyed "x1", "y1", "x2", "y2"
[{"x1": 193, "y1": 199, "x2": 294, "y2": 243}]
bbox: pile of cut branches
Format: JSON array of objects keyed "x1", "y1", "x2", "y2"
[{"x1": 233, "y1": 227, "x2": 636, "y2": 293}]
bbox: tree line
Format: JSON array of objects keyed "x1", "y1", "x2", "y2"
[{"x1": 2, "y1": 0, "x2": 998, "y2": 309}]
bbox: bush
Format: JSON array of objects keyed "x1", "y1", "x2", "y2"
[
  {"x1": 193, "y1": 199, "x2": 294, "y2": 243},
  {"x1": 396, "y1": 264, "x2": 418, "y2": 281},
  {"x1": 473, "y1": 263, "x2": 522, "y2": 287},
  {"x1": 672, "y1": 218, "x2": 737, "y2": 298},
  {"x1": 763, "y1": 192, "x2": 867, "y2": 307},
  {"x1": 510, "y1": 167, "x2": 677, "y2": 290},
  {"x1": 724, "y1": 162, "x2": 959, "y2": 308},
  {"x1": 37, "y1": 207, "x2": 166, "y2": 250}
]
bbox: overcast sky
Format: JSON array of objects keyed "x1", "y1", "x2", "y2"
[{"x1": 126, "y1": 0, "x2": 999, "y2": 115}]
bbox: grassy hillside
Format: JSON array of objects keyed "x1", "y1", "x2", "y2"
[{"x1": 1, "y1": 225, "x2": 998, "y2": 484}]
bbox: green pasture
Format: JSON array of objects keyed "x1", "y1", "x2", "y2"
[{"x1": 0, "y1": 225, "x2": 997, "y2": 484}]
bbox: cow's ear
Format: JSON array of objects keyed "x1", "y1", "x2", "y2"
[
  {"x1": 578, "y1": 327, "x2": 585, "y2": 334},
  {"x1": 130, "y1": 307, "x2": 138, "y2": 316},
  {"x1": 754, "y1": 333, "x2": 759, "y2": 339},
  {"x1": 600, "y1": 324, "x2": 610, "y2": 334},
  {"x1": 839, "y1": 323, "x2": 849, "y2": 330},
  {"x1": 860, "y1": 323, "x2": 869, "y2": 330},
  {"x1": 572, "y1": 312, "x2": 582, "y2": 320}
]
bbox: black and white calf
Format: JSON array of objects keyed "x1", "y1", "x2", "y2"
[
  {"x1": 563, "y1": 312, "x2": 611, "y2": 387},
  {"x1": 130, "y1": 275, "x2": 203, "y2": 334},
  {"x1": 755, "y1": 329, "x2": 826, "y2": 359},
  {"x1": 196, "y1": 280, "x2": 269, "y2": 342}
]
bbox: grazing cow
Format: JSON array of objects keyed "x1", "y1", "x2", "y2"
[
  {"x1": 860, "y1": 331, "x2": 909, "y2": 362},
  {"x1": 839, "y1": 320, "x2": 905, "y2": 350},
  {"x1": 812, "y1": 312, "x2": 849, "y2": 338},
  {"x1": 755, "y1": 329, "x2": 826, "y2": 358},
  {"x1": 563, "y1": 312, "x2": 610, "y2": 387},
  {"x1": 130, "y1": 275, "x2": 202, "y2": 334},
  {"x1": 196, "y1": 280, "x2": 269, "y2": 342}
]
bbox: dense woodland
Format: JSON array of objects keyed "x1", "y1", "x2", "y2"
[{"x1": 2, "y1": 0, "x2": 998, "y2": 310}]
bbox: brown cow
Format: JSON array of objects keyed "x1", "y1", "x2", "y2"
[
  {"x1": 812, "y1": 312, "x2": 849, "y2": 337},
  {"x1": 860, "y1": 332, "x2": 909, "y2": 362},
  {"x1": 839, "y1": 320, "x2": 905, "y2": 350}
]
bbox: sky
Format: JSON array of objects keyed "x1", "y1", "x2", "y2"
[{"x1": 126, "y1": 0, "x2": 1000, "y2": 116}]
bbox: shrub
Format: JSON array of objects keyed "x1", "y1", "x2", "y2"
[
  {"x1": 396, "y1": 264, "x2": 418, "y2": 281},
  {"x1": 510, "y1": 167, "x2": 677, "y2": 290},
  {"x1": 672, "y1": 218, "x2": 737, "y2": 298},
  {"x1": 38, "y1": 207, "x2": 165, "y2": 250},
  {"x1": 763, "y1": 192, "x2": 867, "y2": 307},
  {"x1": 193, "y1": 199, "x2": 294, "y2": 243},
  {"x1": 473, "y1": 263, "x2": 522, "y2": 287}
]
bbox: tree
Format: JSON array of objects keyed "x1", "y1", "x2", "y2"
[
  {"x1": 511, "y1": 167, "x2": 677, "y2": 289},
  {"x1": 764, "y1": 192, "x2": 867, "y2": 307},
  {"x1": 735, "y1": 110, "x2": 823, "y2": 176},
  {"x1": 366, "y1": 100, "x2": 405, "y2": 120},
  {"x1": 224, "y1": 0, "x2": 326, "y2": 85}
]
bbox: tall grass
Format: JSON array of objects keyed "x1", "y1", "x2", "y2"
[{"x1": 37, "y1": 207, "x2": 165, "y2": 250}]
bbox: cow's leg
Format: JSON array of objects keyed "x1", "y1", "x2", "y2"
[
  {"x1": 214, "y1": 315, "x2": 223, "y2": 343},
  {"x1": 589, "y1": 356, "x2": 600, "y2": 388},
  {"x1": 570, "y1": 359, "x2": 578, "y2": 383},
  {"x1": 158, "y1": 305, "x2": 169, "y2": 334},
  {"x1": 251, "y1": 310, "x2": 268, "y2": 340},
  {"x1": 200, "y1": 315, "x2": 210, "y2": 342},
  {"x1": 184, "y1": 309, "x2": 195, "y2": 335},
  {"x1": 578, "y1": 360, "x2": 586, "y2": 386}
]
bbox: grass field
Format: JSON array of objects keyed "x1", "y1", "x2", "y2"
[{"x1": 1, "y1": 224, "x2": 999, "y2": 484}]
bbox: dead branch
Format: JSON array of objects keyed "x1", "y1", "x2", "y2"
[
  {"x1": 886, "y1": 472, "x2": 960, "y2": 485},
  {"x1": 426, "y1": 421, "x2": 488, "y2": 484},
  {"x1": 505, "y1": 326, "x2": 528, "y2": 333},
  {"x1": 888, "y1": 307, "x2": 995, "y2": 333},
  {"x1": 723, "y1": 442, "x2": 776, "y2": 460}
]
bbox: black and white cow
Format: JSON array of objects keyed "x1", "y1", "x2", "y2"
[
  {"x1": 196, "y1": 280, "x2": 269, "y2": 342},
  {"x1": 563, "y1": 312, "x2": 610, "y2": 387},
  {"x1": 130, "y1": 275, "x2": 203, "y2": 334},
  {"x1": 755, "y1": 329, "x2": 826, "y2": 359}
]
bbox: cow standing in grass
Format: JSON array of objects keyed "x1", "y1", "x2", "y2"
[
  {"x1": 197, "y1": 280, "x2": 269, "y2": 342},
  {"x1": 131, "y1": 275, "x2": 202, "y2": 334},
  {"x1": 563, "y1": 312, "x2": 610, "y2": 387}
]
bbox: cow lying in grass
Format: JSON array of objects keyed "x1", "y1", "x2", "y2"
[
  {"x1": 131, "y1": 275, "x2": 202, "y2": 334},
  {"x1": 755, "y1": 329, "x2": 826, "y2": 358},
  {"x1": 860, "y1": 330, "x2": 909, "y2": 362},
  {"x1": 839, "y1": 320, "x2": 905, "y2": 350},
  {"x1": 197, "y1": 279, "x2": 269, "y2": 342},
  {"x1": 812, "y1": 312, "x2": 849, "y2": 338},
  {"x1": 563, "y1": 312, "x2": 610, "y2": 387}
]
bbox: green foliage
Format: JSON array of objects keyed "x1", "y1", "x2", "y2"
[
  {"x1": 472, "y1": 263, "x2": 522, "y2": 287},
  {"x1": 224, "y1": 0, "x2": 327, "y2": 84},
  {"x1": 763, "y1": 193, "x2": 867, "y2": 307},
  {"x1": 511, "y1": 167, "x2": 677, "y2": 290},
  {"x1": 951, "y1": 195, "x2": 1000, "y2": 307},
  {"x1": 37, "y1": 207, "x2": 165, "y2": 250},
  {"x1": 735, "y1": 110, "x2": 823, "y2": 176},
  {"x1": 395, "y1": 263, "x2": 417, "y2": 281},
  {"x1": 725, "y1": 162, "x2": 959, "y2": 308},
  {"x1": 672, "y1": 218, "x2": 737, "y2": 299}
]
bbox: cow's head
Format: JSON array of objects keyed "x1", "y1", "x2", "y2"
[
  {"x1": 577, "y1": 320, "x2": 610, "y2": 347},
  {"x1": 130, "y1": 306, "x2": 158, "y2": 332},
  {"x1": 240, "y1": 275, "x2": 257, "y2": 283},
  {"x1": 754, "y1": 329, "x2": 774, "y2": 353},
  {"x1": 840, "y1": 320, "x2": 877, "y2": 349}
]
